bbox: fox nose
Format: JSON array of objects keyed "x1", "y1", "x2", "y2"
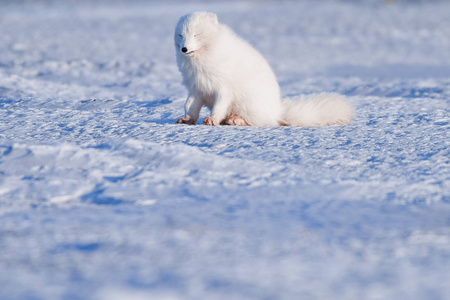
[{"x1": 181, "y1": 47, "x2": 188, "y2": 53}]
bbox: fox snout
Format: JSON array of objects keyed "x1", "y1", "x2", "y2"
[
  {"x1": 179, "y1": 38, "x2": 198, "y2": 54},
  {"x1": 180, "y1": 45, "x2": 195, "y2": 54}
]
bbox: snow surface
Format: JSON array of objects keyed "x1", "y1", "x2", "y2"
[{"x1": 1, "y1": 1, "x2": 449, "y2": 299}]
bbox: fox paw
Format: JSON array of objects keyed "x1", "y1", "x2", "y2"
[
  {"x1": 176, "y1": 117, "x2": 195, "y2": 125},
  {"x1": 226, "y1": 116, "x2": 249, "y2": 126},
  {"x1": 203, "y1": 117, "x2": 217, "y2": 126}
]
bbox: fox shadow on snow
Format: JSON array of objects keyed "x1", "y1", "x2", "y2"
[{"x1": 135, "y1": 98, "x2": 178, "y2": 124}]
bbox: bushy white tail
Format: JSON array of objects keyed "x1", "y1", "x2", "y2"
[{"x1": 281, "y1": 93, "x2": 354, "y2": 127}]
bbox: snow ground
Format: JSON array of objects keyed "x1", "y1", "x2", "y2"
[{"x1": 0, "y1": 1, "x2": 449, "y2": 299}]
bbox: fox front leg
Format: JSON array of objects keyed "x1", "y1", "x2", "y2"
[
  {"x1": 203, "y1": 91, "x2": 232, "y2": 126},
  {"x1": 176, "y1": 94, "x2": 203, "y2": 125}
]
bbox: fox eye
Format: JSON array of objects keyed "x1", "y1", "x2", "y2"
[{"x1": 178, "y1": 34, "x2": 183, "y2": 38}]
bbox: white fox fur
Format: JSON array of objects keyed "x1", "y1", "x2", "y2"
[{"x1": 174, "y1": 12, "x2": 354, "y2": 127}]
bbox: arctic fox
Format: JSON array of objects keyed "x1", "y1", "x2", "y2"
[{"x1": 174, "y1": 12, "x2": 354, "y2": 127}]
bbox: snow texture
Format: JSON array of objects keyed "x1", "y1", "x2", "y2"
[{"x1": 0, "y1": 1, "x2": 449, "y2": 299}]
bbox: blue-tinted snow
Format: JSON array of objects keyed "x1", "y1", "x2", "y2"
[{"x1": 0, "y1": 1, "x2": 449, "y2": 299}]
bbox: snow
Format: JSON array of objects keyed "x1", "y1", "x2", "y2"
[{"x1": 0, "y1": 1, "x2": 449, "y2": 299}]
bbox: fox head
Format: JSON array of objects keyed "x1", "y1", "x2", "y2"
[{"x1": 174, "y1": 12, "x2": 219, "y2": 57}]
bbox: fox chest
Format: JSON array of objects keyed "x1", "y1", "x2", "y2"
[{"x1": 183, "y1": 61, "x2": 224, "y2": 100}]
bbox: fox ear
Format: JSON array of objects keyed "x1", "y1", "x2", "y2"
[{"x1": 207, "y1": 12, "x2": 218, "y2": 25}]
